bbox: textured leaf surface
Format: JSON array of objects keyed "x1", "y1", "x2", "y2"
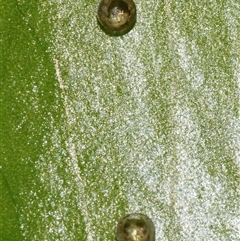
[{"x1": 2, "y1": 0, "x2": 240, "y2": 240}]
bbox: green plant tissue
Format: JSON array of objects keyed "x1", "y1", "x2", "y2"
[{"x1": 2, "y1": 0, "x2": 240, "y2": 240}]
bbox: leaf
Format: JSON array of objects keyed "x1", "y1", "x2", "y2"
[{"x1": 2, "y1": 0, "x2": 240, "y2": 240}]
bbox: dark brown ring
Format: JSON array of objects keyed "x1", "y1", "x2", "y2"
[
  {"x1": 97, "y1": 0, "x2": 136, "y2": 36},
  {"x1": 116, "y1": 213, "x2": 155, "y2": 241}
]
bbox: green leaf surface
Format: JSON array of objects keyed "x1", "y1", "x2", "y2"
[{"x1": 2, "y1": 0, "x2": 240, "y2": 240}]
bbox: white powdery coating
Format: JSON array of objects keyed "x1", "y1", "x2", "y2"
[
  {"x1": 224, "y1": 0, "x2": 240, "y2": 169},
  {"x1": 19, "y1": 0, "x2": 240, "y2": 240}
]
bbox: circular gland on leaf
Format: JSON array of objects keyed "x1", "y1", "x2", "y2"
[
  {"x1": 97, "y1": 0, "x2": 137, "y2": 36},
  {"x1": 116, "y1": 213, "x2": 155, "y2": 241}
]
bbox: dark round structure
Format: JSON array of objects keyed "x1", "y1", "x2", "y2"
[
  {"x1": 97, "y1": 0, "x2": 136, "y2": 36},
  {"x1": 116, "y1": 213, "x2": 155, "y2": 241}
]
